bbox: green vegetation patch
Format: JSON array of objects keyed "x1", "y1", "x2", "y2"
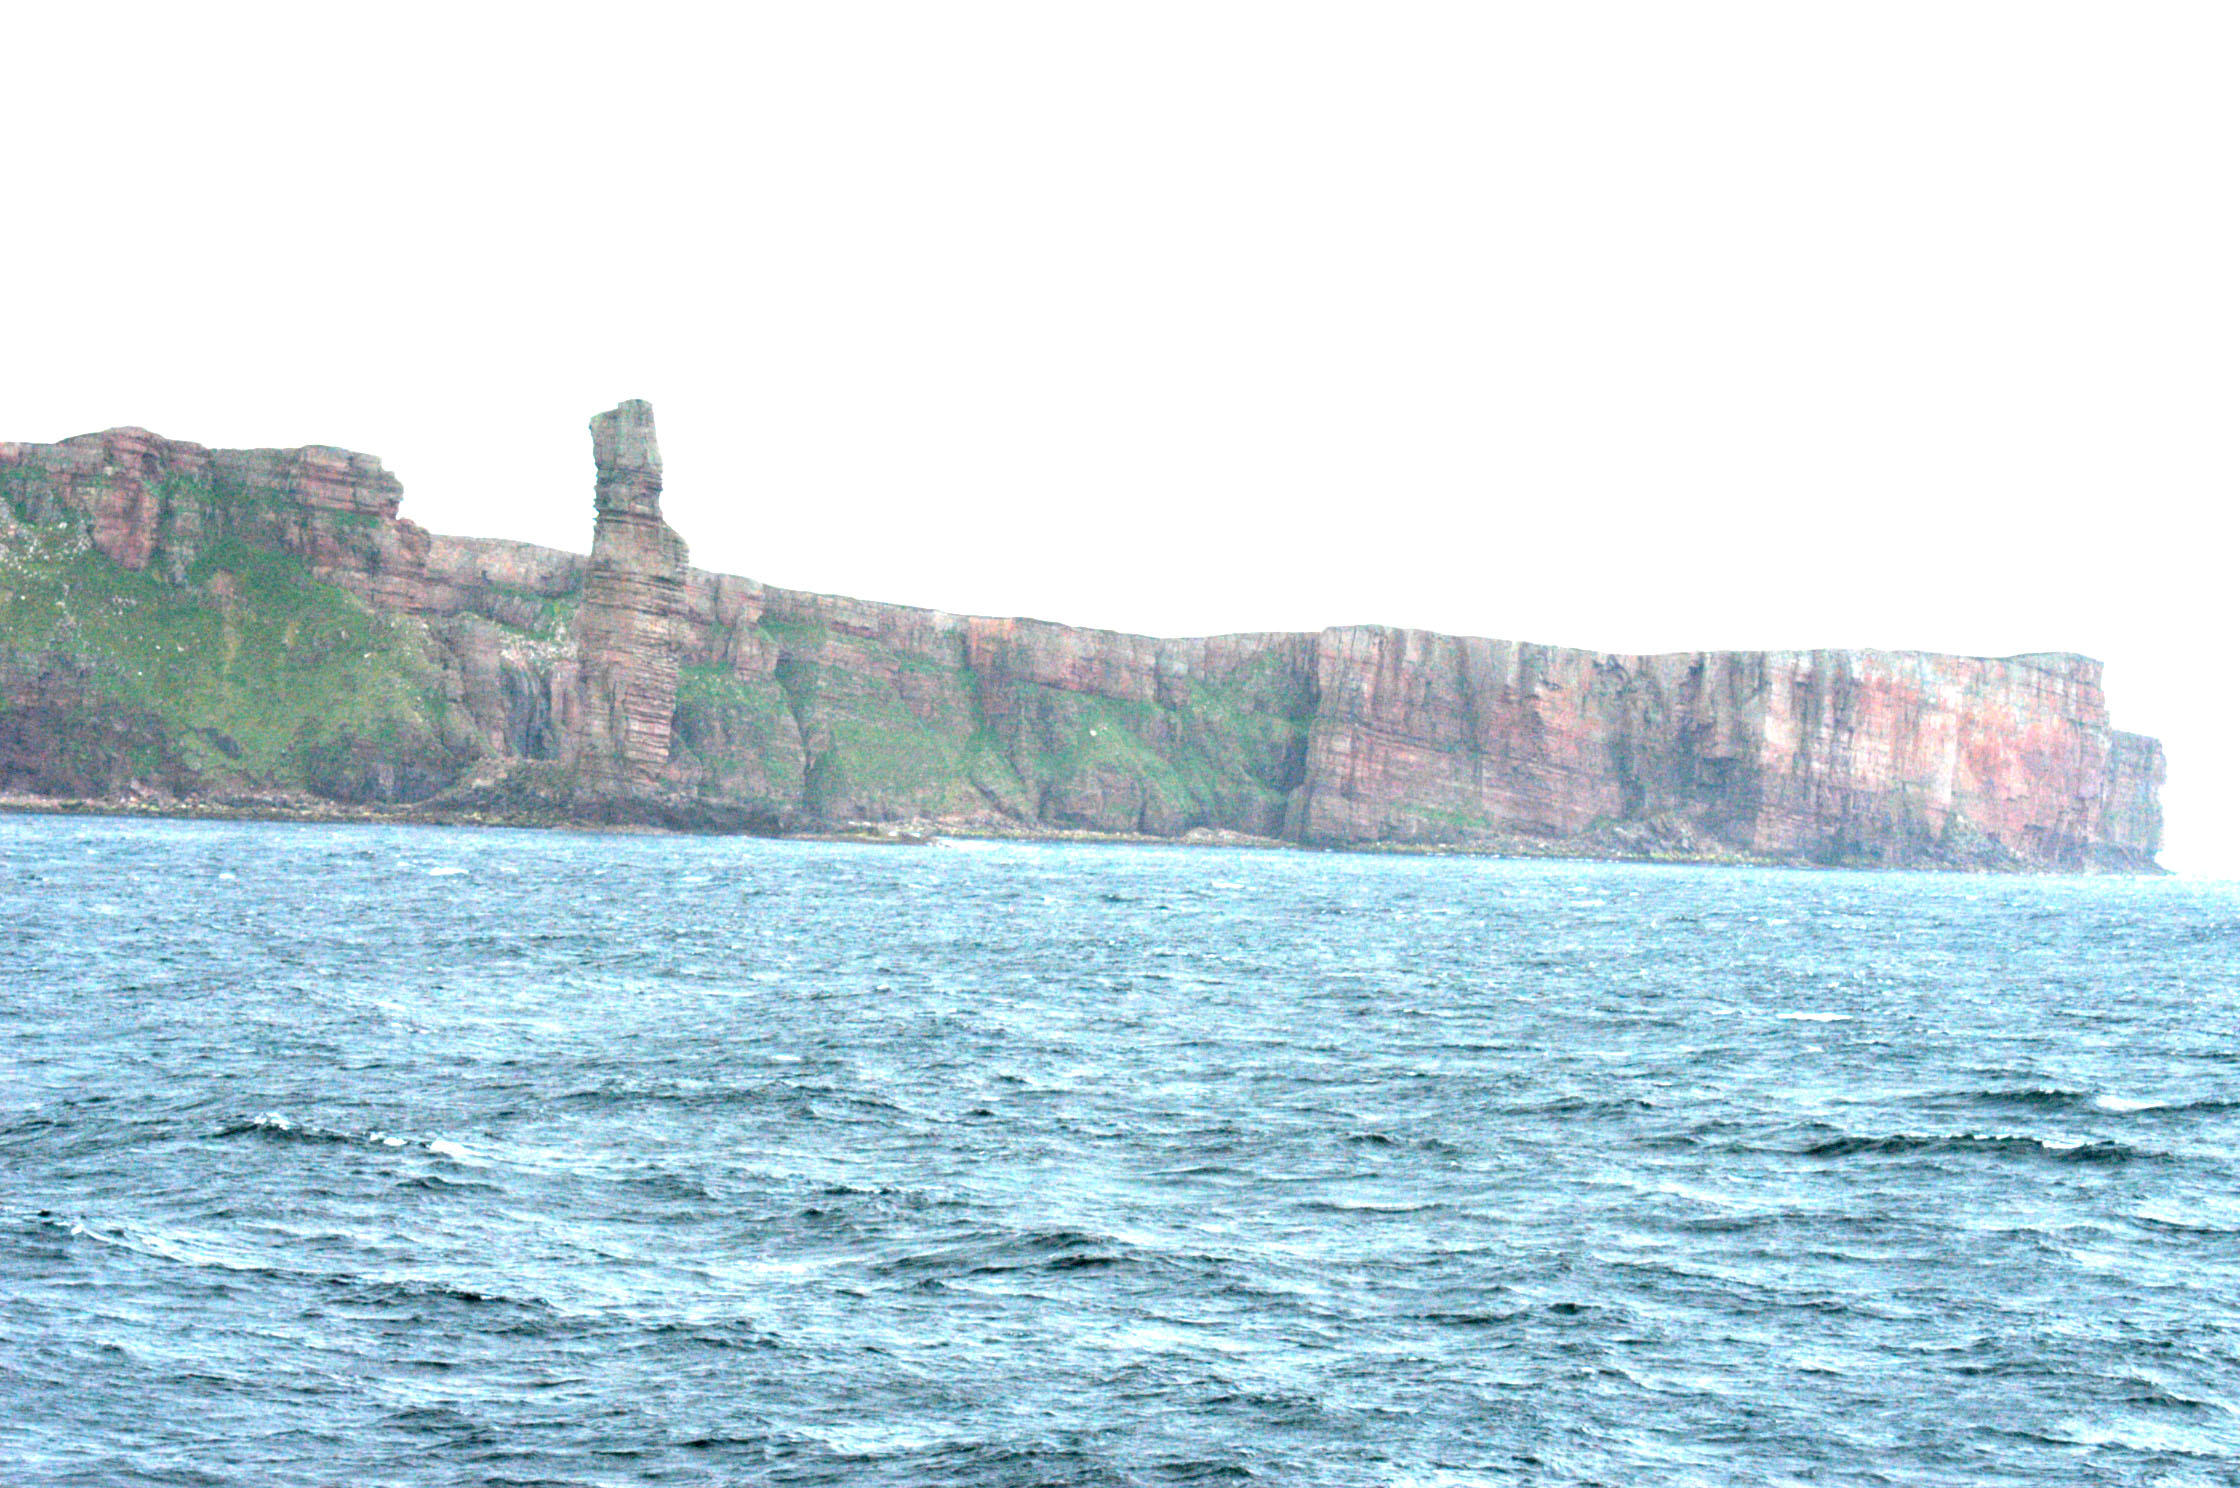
[
  {"x1": 1002, "y1": 678, "x2": 1301, "y2": 832},
  {"x1": 775, "y1": 649, "x2": 989, "y2": 819},
  {"x1": 1170, "y1": 671, "x2": 1310, "y2": 791},
  {"x1": 755, "y1": 613, "x2": 830, "y2": 653},
  {"x1": 1390, "y1": 800, "x2": 1504, "y2": 838},
  {"x1": 1217, "y1": 645, "x2": 1320, "y2": 726},
  {"x1": 0, "y1": 466, "x2": 45, "y2": 523},
  {"x1": 672, "y1": 664, "x2": 807, "y2": 803},
  {"x1": 0, "y1": 524, "x2": 458, "y2": 791}
]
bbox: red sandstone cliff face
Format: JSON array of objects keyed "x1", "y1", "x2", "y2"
[
  {"x1": 0, "y1": 426, "x2": 585, "y2": 617},
  {"x1": 0, "y1": 427, "x2": 410, "y2": 587},
  {"x1": 1285, "y1": 632, "x2": 2163, "y2": 869},
  {"x1": 0, "y1": 409, "x2": 2167, "y2": 869}
]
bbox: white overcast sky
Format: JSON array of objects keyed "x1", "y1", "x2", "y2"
[{"x1": 6, "y1": 4, "x2": 2235, "y2": 870}]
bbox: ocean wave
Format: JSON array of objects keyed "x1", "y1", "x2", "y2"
[
  {"x1": 217, "y1": 1112, "x2": 365, "y2": 1146},
  {"x1": 1949, "y1": 1088, "x2": 2239, "y2": 1117},
  {"x1": 873, "y1": 1227, "x2": 1150, "y2": 1278},
  {"x1": 53, "y1": 1217, "x2": 287, "y2": 1278},
  {"x1": 394, "y1": 1173, "x2": 502, "y2": 1194},
  {"x1": 343, "y1": 1274, "x2": 556, "y2": 1317},
  {"x1": 217, "y1": 1114, "x2": 499, "y2": 1170},
  {"x1": 612, "y1": 1169, "x2": 717, "y2": 1202},
  {"x1": 1411, "y1": 1308, "x2": 1527, "y2": 1327},
  {"x1": 1301, "y1": 1198, "x2": 1444, "y2": 1214},
  {"x1": 1802, "y1": 1132, "x2": 2149, "y2": 1163},
  {"x1": 1955, "y1": 1086, "x2": 2096, "y2": 1111},
  {"x1": 628, "y1": 1317, "x2": 784, "y2": 1351},
  {"x1": 2134, "y1": 1204, "x2": 2240, "y2": 1236},
  {"x1": 1506, "y1": 1095, "x2": 1658, "y2": 1117}
]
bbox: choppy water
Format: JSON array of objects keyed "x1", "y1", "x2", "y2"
[{"x1": 3, "y1": 817, "x2": 2237, "y2": 1486}]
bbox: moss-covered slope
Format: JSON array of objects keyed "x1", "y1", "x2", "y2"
[{"x1": 0, "y1": 518, "x2": 473, "y2": 802}]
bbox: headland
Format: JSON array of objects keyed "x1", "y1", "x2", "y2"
[{"x1": 0, "y1": 405, "x2": 2165, "y2": 870}]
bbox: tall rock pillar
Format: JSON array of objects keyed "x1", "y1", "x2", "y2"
[{"x1": 573, "y1": 400, "x2": 688, "y2": 786}]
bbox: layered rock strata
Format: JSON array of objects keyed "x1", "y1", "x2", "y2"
[
  {"x1": 573, "y1": 401, "x2": 688, "y2": 786},
  {"x1": 0, "y1": 408, "x2": 2166, "y2": 869}
]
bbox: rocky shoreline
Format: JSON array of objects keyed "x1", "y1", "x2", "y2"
[
  {"x1": 10, "y1": 793, "x2": 2140, "y2": 875},
  {"x1": 0, "y1": 404, "x2": 2166, "y2": 871}
]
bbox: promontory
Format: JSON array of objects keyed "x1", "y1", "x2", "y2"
[{"x1": 0, "y1": 403, "x2": 2165, "y2": 870}]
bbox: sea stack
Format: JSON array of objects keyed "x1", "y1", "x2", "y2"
[{"x1": 572, "y1": 401, "x2": 689, "y2": 787}]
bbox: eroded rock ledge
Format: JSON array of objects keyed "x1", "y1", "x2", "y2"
[{"x1": 0, "y1": 406, "x2": 2166, "y2": 869}]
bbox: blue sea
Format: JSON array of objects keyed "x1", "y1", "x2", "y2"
[{"x1": 3, "y1": 816, "x2": 2236, "y2": 1486}]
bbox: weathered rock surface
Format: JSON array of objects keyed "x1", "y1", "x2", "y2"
[{"x1": 0, "y1": 408, "x2": 2166, "y2": 869}]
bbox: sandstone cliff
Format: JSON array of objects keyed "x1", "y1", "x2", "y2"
[{"x1": 0, "y1": 407, "x2": 2165, "y2": 869}]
